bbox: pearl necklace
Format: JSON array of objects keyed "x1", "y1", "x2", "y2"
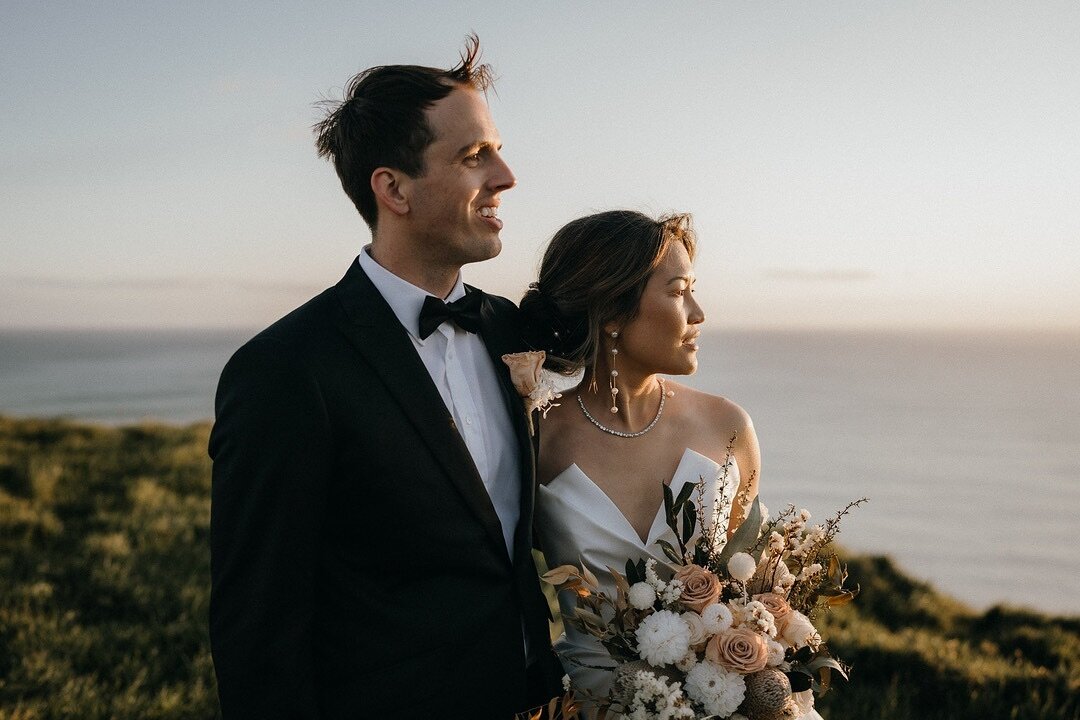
[{"x1": 578, "y1": 377, "x2": 669, "y2": 438}]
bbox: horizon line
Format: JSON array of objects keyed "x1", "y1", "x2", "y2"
[{"x1": 2, "y1": 324, "x2": 1078, "y2": 336}]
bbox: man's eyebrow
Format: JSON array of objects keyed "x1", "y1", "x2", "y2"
[
  {"x1": 667, "y1": 274, "x2": 694, "y2": 285},
  {"x1": 455, "y1": 140, "x2": 501, "y2": 157}
]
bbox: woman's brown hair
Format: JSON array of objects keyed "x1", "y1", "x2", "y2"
[{"x1": 520, "y1": 210, "x2": 696, "y2": 374}]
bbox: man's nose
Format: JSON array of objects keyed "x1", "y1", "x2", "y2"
[{"x1": 489, "y1": 152, "x2": 516, "y2": 191}]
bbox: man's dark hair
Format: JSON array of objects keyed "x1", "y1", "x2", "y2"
[{"x1": 313, "y1": 34, "x2": 493, "y2": 231}]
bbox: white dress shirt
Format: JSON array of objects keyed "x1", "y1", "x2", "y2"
[{"x1": 357, "y1": 247, "x2": 522, "y2": 557}]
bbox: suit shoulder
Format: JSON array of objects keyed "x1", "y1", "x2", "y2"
[
  {"x1": 223, "y1": 288, "x2": 340, "y2": 374},
  {"x1": 254, "y1": 288, "x2": 340, "y2": 346},
  {"x1": 476, "y1": 288, "x2": 520, "y2": 315}
]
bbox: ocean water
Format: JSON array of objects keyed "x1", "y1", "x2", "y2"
[{"x1": 1, "y1": 327, "x2": 1077, "y2": 616}]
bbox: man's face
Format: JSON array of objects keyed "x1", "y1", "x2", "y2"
[{"x1": 404, "y1": 86, "x2": 516, "y2": 268}]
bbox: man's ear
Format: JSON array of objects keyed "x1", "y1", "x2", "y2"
[{"x1": 371, "y1": 167, "x2": 410, "y2": 217}]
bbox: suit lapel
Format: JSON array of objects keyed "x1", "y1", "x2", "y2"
[
  {"x1": 332, "y1": 261, "x2": 509, "y2": 559},
  {"x1": 474, "y1": 288, "x2": 538, "y2": 557}
]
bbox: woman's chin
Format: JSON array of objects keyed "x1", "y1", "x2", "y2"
[{"x1": 662, "y1": 357, "x2": 697, "y2": 377}]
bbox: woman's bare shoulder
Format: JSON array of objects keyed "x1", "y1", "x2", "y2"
[{"x1": 667, "y1": 380, "x2": 753, "y2": 432}]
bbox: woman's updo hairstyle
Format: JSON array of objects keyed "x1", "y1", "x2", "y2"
[{"x1": 520, "y1": 209, "x2": 696, "y2": 374}]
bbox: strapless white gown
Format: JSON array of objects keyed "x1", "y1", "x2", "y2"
[{"x1": 535, "y1": 447, "x2": 823, "y2": 719}]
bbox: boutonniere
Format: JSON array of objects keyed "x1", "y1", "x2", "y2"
[{"x1": 501, "y1": 351, "x2": 561, "y2": 434}]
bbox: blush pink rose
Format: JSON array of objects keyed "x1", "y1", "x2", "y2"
[
  {"x1": 753, "y1": 592, "x2": 792, "y2": 625},
  {"x1": 501, "y1": 351, "x2": 545, "y2": 396},
  {"x1": 705, "y1": 627, "x2": 770, "y2": 674},
  {"x1": 675, "y1": 564, "x2": 723, "y2": 613}
]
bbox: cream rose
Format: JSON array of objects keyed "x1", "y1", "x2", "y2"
[
  {"x1": 705, "y1": 627, "x2": 770, "y2": 674},
  {"x1": 675, "y1": 564, "x2": 723, "y2": 612},
  {"x1": 792, "y1": 689, "x2": 816, "y2": 716},
  {"x1": 681, "y1": 611, "x2": 709, "y2": 649},
  {"x1": 779, "y1": 610, "x2": 821, "y2": 650}
]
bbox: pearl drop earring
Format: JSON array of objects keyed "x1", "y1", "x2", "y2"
[{"x1": 609, "y1": 331, "x2": 619, "y2": 414}]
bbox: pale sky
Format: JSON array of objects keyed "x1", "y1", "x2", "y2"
[{"x1": 2, "y1": 1, "x2": 1079, "y2": 330}]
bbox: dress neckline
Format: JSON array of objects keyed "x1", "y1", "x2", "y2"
[{"x1": 547, "y1": 448, "x2": 723, "y2": 547}]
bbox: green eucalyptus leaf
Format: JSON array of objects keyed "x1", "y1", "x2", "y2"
[
  {"x1": 717, "y1": 496, "x2": 762, "y2": 568},
  {"x1": 675, "y1": 480, "x2": 697, "y2": 509},
  {"x1": 681, "y1": 502, "x2": 697, "y2": 544},
  {"x1": 656, "y1": 539, "x2": 683, "y2": 564}
]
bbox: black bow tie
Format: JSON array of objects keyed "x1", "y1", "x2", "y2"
[{"x1": 418, "y1": 290, "x2": 483, "y2": 340}]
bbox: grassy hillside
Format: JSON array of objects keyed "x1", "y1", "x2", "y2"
[{"x1": 0, "y1": 417, "x2": 1076, "y2": 719}]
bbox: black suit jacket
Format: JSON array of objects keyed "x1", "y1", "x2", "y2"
[{"x1": 209, "y1": 260, "x2": 562, "y2": 718}]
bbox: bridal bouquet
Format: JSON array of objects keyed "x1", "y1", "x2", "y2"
[{"x1": 543, "y1": 475, "x2": 865, "y2": 720}]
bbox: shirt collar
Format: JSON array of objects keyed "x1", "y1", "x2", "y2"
[{"x1": 357, "y1": 245, "x2": 467, "y2": 341}]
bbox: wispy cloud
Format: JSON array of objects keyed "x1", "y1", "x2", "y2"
[{"x1": 762, "y1": 268, "x2": 876, "y2": 283}]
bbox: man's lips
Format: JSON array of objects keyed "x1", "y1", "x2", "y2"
[{"x1": 477, "y1": 204, "x2": 502, "y2": 230}]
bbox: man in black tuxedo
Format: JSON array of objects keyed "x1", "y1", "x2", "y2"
[{"x1": 209, "y1": 37, "x2": 563, "y2": 718}]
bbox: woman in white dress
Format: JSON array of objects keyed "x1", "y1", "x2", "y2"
[{"x1": 522, "y1": 210, "x2": 822, "y2": 719}]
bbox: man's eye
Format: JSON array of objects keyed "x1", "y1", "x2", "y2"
[{"x1": 463, "y1": 153, "x2": 481, "y2": 165}]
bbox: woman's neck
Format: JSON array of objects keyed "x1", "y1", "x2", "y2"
[{"x1": 580, "y1": 365, "x2": 663, "y2": 432}]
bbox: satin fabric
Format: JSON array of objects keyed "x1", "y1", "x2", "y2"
[{"x1": 536, "y1": 448, "x2": 735, "y2": 697}]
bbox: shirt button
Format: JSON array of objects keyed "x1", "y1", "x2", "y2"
[{"x1": 466, "y1": 416, "x2": 473, "y2": 425}]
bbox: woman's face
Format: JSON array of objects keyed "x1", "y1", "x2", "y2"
[{"x1": 612, "y1": 241, "x2": 705, "y2": 377}]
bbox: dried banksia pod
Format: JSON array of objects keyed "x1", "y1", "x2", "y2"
[{"x1": 739, "y1": 668, "x2": 800, "y2": 720}]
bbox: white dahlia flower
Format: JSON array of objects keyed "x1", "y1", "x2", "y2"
[
  {"x1": 701, "y1": 602, "x2": 734, "y2": 634},
  {"x1": 683, "y1": 660, "x2": 747, "y2": 717},
  {"x1": 635, "y1": 609, "x2": 692, "y2": 666},
  {"x1": 675, "y1": 650, "x2": 699, "y2": 672}
]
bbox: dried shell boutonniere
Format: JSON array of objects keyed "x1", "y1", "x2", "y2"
[{"x1": 501, "y1": 351, "x2": 561, "y2": 434}]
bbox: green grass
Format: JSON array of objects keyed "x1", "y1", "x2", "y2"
[
  {"x1": 0, "y1": 416, "x2": 1077, "y2": 719},
  {"x1": 0, "y1": 417, "x2": 217, "y2": 719},
  {"x1": 813, "y1": 555, "x2": 1080, "y2": 719}
]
